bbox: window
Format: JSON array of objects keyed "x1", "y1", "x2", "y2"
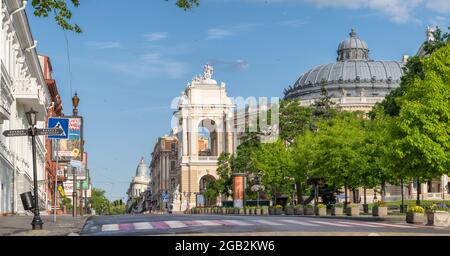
[
  {"x1": 171, "y1": 142, "x2": 176, "y2": 152},
  {"x1": 170, "y1": 160, "x2": 176, "y2": 171}
]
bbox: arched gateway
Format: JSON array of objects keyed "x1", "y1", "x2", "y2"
[{"x1": 173, "y1": 64, "x2": 235, "y2": 211}]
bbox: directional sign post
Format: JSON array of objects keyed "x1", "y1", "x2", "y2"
[
  {"x1": 3, "y1": 121, "x2": 65, "y2": 225},
  {"x1": 3, "y1": 128, "x2": 64, "y2": 137},
  {"x1": 36, "y1": 128, "x2": 64, "y2": 136},
  {"x1": 3, "y1": 129, "x2": 30, "y2": 137}
]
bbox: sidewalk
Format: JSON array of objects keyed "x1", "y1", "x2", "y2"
[
  {"x1": 0, "y1": 215, "x2": 88, "y2": 236},
  {"x1": 289, "y1": 214, "x2": 407, "y2": 223}
]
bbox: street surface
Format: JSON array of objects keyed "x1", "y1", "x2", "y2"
[
  {"x1": 81, "y1": 214, "x2": 450, "y2": 236},
  {"x1": 0, "y1": 215, "x2": 87, "y2": 236}
]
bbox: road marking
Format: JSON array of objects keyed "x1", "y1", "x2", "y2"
[
  {"x1": 133, "y1": 222, "x2": 153, "y2": 230},
  {"x1": 337, "y1": 221, "x2": 381, "y2": 228},
  {"x1": 101, "y1": 224, "x2": 119, "y2": 232},
  {"x1": 308, "y1": 220, "x2": 353, "y2": 227},
  {"x1": 366, "y1": 222, "x2": 415, "y2": 229},
  {"x1": 165, "y1": 221, "x2": 188, "y2": 228},
  {"x1": 254, "y1": 220, "x2": 284, "y2": 226},
  {"x1": 151, "y1": 221, "x2": 170, "y2": 229},
  {"x1": 278, "y1": 219, "x2": 320, "y2": 227},
  {"x1": 214, "y1": 220, "x2": 238, "y2": 226},
  {"x1": 118, "y1": 223, "x2": 134, "y2": 231},
  {"x1": 221, "y1": 220, "x2": 254, "y2": 226},
  {"x1": 195, "y1": 220, "x2": 223, "y2": 226}
]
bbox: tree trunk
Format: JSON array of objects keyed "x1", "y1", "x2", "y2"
[
  {"x1": 381, "y1": 180, "x2": 386, "y2": 202},
  {"x1": 296, "y1": 182, "x2": 304, "y2": 205},
  {"x1": 416, "y1": 178, "x2": 421, "y2": 206},
  {"x1": 274, "y1": 187, "x2": 277, "y2": 206},
  {"x1": 352, "y1": 188, "x2": 357, "y2": 203},
  {"x1": 400, "y1": 178, "x2": 405, "y2": 213},
  {"x1": 344, "y1": 183, "x2": 348, "y2": 208}
]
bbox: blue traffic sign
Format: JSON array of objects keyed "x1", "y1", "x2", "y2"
[
  {"x1": 48, "y1": 118, "x2": 69, "y2": 139},
  {"x1": 162, "y1": 191, "x2": 168, "y2": 202}
]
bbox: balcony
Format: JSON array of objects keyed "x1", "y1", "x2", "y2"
[
  {"x1": 181, "y1": 155, "x2": 219, "y2": 164},
  {"x1": 198, "y1": 156, "x2": 218, "y2": 161},
  {"x1": 0, "y1": 62, "x2": 14, "y2": 122},
  {"x1": 12, "y1": 78, "x2": 47, "y2": 120}
]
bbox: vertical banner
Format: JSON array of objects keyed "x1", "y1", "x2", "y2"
[
  {"x1": 233, "y1": 173, "x2": 246, "y2": 208},
  {"x1": 52, "y1": 117, "x2": 83, "y2": 162}
]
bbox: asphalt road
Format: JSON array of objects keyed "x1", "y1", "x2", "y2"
[{"x1": 80, "y1": 214, "x2": 450, "y2": 236}]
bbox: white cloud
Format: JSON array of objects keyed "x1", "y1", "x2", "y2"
[
  {"x1": 426, "y1": 0, "x2": 450, "y2": 14},
  {"x1": 84, "y1": 41, "x2": 121, "y2": 49},
  {"x1": 230, "y1": 0, "x2": 426, "y2": 24},
  {"x1": 207, "y1": 28, "x2": 235, "y2": 40},
  {"x1": 276, "y1": 19, "x2": 309, "y2": 27},
  {"x1": 429, "y1": 16, "x2": 450, "y2": 29},
  {"x1": 206, "y1": 23, "x2": 260, "y2": 40},
  {"x1": 99, "y1": 53, "x2": 189, "y2": 79},
  {"x1": 306, "y1": 0, "x2": 423, "y2": 24},
  {"x1": 144, "y1": 32, "x2": 168, "y2": 42},
  {"x1": 208, "y1": 59, "x2": 250, "y2": 71}
]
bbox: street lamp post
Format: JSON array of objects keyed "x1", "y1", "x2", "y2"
[{"x1": 26, "y1": 108, "x2": 43, "y2": 230}]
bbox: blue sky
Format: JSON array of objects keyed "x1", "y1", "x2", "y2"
[{"x1": 26, "y1": 0, "x2": 449, "y2": 200}]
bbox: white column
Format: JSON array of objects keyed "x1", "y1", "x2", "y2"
[
  {"x1": 190, "y1": 118, "x2": 198, "y2": 157},
  {"x1": 182, "y1": 117, "x2": 188, "y2": 156}
]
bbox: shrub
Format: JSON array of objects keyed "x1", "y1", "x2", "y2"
[
  {"x1": 304, "y1": 204, "x2": 314, "y2": 208},
  {"x1": 274, "y1": 205, "x2": 283, "y2": 209},
  {"x1": 408, "y1": 206, "x2": 425, "y2": 214},
  {"x1": 374, "y1": 201, "x2": 387, "y2": 207},
  {"x1": 348, "y1": 203, "x2": 359, "y2": 208},
  {"x1": 425, "y1": 204, "x2": 448, "y2": 213},
  {"x1": 333, "y1": 203, "x2": 344, "y2": 208},
  {"x1": 317, "y1": 203, "x2": 327, "y2": 208}
]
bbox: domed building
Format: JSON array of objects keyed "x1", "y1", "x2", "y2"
[
  {"x1": 284, "y1": 28, "x2": 406, "y2": 113},
  {"x1": 126, "y1": 157, "x2": 151, "y2": 213}
]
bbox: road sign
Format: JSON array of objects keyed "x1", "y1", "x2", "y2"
[
  {"x1": 36, "y1": 128, "x2": 64, "y2": 136},
  {"x1": 3, "y1": 129, "x2": 29, "y2": 137},
  {"x1": 48, "y1": 118, "x2": 69, "y2": 139},
  {"x1": 162, "y1": 191, "x2": 168, "y2": 202}
]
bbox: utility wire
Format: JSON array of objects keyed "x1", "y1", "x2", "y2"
[
  {"x1": 54, "y1": 10, "x2": 74, "y2": 101},
  {"x1": 63, "y1": 28, "x2": 73, "y2": 99}
]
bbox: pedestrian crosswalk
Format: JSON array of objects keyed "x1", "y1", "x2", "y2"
[{"x1": 99, "y1": 218, "x2": 432, "y2": 233}]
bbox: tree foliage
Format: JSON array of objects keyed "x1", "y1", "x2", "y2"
[
  {"x1": 379, "y1": 27, "x2": 449, "y2": 117},
  {"x1": 313, "y1": 112, "x2": 366, "y2": 190},
  {"x1": 31, "y1": 0, "x2": 82, "y2": 33},
  {"x1": 90, "y1": 188, "x2": 110, "y2": 215},
  {"x1": 31, "y1": 0, "x2": 201, "y2": 33},
  {"x1": 252, "y1": 139, "x2": 294, "y2": 199},
  {"x1": 392, "y1": 44, "x2": 450, "y2": 181}
]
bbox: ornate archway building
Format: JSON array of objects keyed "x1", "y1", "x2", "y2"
[{"x1": 171, "y1": 64, "x2": 235, "y2": 211}]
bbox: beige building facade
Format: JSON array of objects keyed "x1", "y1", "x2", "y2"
[{"x1": 171, "y1": 64, "x2": 236, "y2": 212}]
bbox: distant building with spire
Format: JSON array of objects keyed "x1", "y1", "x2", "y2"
[{"x1": 126, "y1": 157, "x2": 150, "y2": 213}]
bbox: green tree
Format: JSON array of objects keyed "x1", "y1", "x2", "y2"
[
  {"x1": 62, "y1": 197, "x2": 72, "y2": 212},
  {"x1": 379, "y1": 27, "x2": 449, "y2": 117},
  {"x1": 90, "y1": 188, "x2": 109, "y2": 215},
  {"x1": 279, "y1": 99, "x2": 314, "y2": 144},
  {"x1": 168, "y1": 0, "x2": 200, "y2": 9},
  {"x1": 313, "y1": 112, "x2": 366, "y2": 205},
  {"x1": 360, "y1": 109, "x2": 400, "y2": 203},
  {"x1": 31, "y1": 0, "x2": 82, "y2": 33},
  {"x1": 32, "y1": 0, "x2": 201, "y2": 33},
  {"x1": 203, "y1": 153, "x2": 234, "y2": 203},
  {"x1": 252, "y1": 139, "x2": 294, "y2": 205},
  {"x1": 291, "y1": 130, "x2": 318, "y2": 204},
  {"x1": 392, "y1": 44, "x2": 450, "y2": 205}
]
